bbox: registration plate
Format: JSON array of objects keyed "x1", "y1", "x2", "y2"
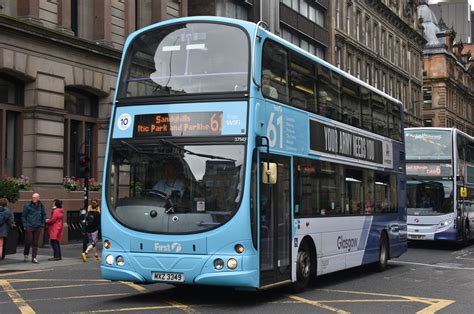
[
  {"x1": 152, "y1": 272, "x2": 184, "y2": 282},
  {"x1": 408, "y1": 234, "x2": 425, "y2": 240}
]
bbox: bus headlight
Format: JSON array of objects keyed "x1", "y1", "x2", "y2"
[
  {"x1": 437, "y1": 219, "x2": 452, "y2": 229},
  {"x1": 213, "y1": 258, "x2": 224, "y2": 270},
  {"x1": 227, "y1": 258, "x2": 238, "y2": 270},
  {"x1": 105, "y1": 254, "x2": 114, "y2": 265}
]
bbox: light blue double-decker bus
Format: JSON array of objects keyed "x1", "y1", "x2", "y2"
[{"x1": 101, "y1": 16, "x2": 407, "y2": 290}]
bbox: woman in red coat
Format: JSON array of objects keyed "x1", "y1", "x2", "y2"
[{"x1": 46, "y1": 199, "x2": 64, "y2": 261}]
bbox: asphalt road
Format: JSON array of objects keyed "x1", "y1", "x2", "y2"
[{"x1": 0, "y1": 241, "x2": 473, "y2": 313}]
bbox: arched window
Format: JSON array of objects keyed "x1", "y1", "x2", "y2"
[
  {"x1": 64, "y1": 87, "x2": 98, "y2": 178},
  {"x1": 0, "y1": 75, "x2": 24, "y2": 177}
]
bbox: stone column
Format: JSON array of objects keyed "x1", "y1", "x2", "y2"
[
  {"x1": 180, "y1": 0, "x2": 188, "y2": 17},
  {"x1": 152, "y1": 0, "x2": 169, "y2": 23},
  {"x1": 93, "y1": 0, "x2": 113, "y2": 47},
  {"x1": 125, "y1": 0, "x2": 137, "y2": 37},
  {"x1": 17, "y1": 0, "x2": 41, "y2": 25}
]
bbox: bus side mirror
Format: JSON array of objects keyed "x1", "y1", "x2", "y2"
[
  {"x1": 460, "y1": 187, "x2": 468, "y2": 198},
  {"x1": 262, "y1": 162, "x2": 277, "y2": 184}
]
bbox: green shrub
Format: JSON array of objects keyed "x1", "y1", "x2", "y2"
[{"x1": 0, "y1": 177, "x2": 20, "y2": 203}]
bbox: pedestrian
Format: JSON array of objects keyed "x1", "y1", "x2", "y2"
[
  {"x1": 0, "y1": 198, "x2": 14, "y2": 261},
  {"x1": 21, "y1": 193, "x2": 46, "y2": 264},
  {"x1": 79, "y1": 207, "x2": 89, "y2": 259},
  {"x1": 46, "y1": 199, "x2": 64, "y2": 261},
  {"x1": 81, "y1": 199, "x2": 101, "y2": 262}
]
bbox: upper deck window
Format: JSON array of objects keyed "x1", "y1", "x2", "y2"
[
  {"x1": 118, "y1": 22, "x2": 249, "y2": 99},
  {"x1": 405, "y1": 130, "x2": 452, "y2": 161}
]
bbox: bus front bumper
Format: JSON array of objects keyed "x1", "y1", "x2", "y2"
[
  {"x1": 100, "y1": 251, "x2": 259, "y2": 288},
  {"x1": 407, "y1": 225, "x2": 457, "y2": 241}
]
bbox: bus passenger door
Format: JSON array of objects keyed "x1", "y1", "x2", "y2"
[{"x1": 259, "y1": 154, "x2": 292, "y2": 287}]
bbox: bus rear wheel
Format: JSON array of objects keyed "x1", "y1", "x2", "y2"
[
  {"x1": 292, "y1": 241, "x2": 312, "y2": 292},
  {"x1": 375, "y1": 233, "x2": 389, "y2": 272}
]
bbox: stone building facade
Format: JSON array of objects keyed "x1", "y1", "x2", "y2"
[
  {"x1": 328, "y1": 0, "x2": 426, "y2": 127},
  {"x1": 0, "y1": 0, "x2": 187, "y2": 242},
  {"x1": 419, "y1": 7, "x2": 474, "y2": 135}
]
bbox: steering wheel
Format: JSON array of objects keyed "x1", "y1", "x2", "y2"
[{"x1": 140, "y1": 189, "x2": 168, "y2": 198}]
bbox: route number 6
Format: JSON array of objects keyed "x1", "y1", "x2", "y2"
[{"x1": 266, "y1": 112, "x2": 283, "y2": 149}]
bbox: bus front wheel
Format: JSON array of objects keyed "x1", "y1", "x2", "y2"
[
  {"x1": 375, "y1": 233, "x2": 389, "y2": 272},
  {"x1": 293, "y1": 241, "x2": 312, "y2": 292}
]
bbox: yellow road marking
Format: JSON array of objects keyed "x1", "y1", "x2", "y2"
[
  {"x1": 0, "y1": 269, "x2": 50, "y2": 277},
  {"x1": 1, "y1": 282, "x2": 111, "y2": 293},
  {"x1": 318, "y1": 289, "x2": 454, "y2": 313},
  {"x1": 120, "y1": 281, "x2": 147, "y2": 293},
  {"x1": 87, "y1": 305, "x2": 183, "y2": 313},
  {"x1": 8, "y1": 279, "x2": 109, "y2": 283},
  {"x1": 0, "y1": 279, "x2": 35, "y2": 314},
  {"x1": 416, "y1": 299, "x2": 456, "y2": 314},
  {"x1": 287, "y1": 295, "x2": 349, "y2": 313},
  {"x1": 0, "y1": 292, "x2": 130, "y2": 305},
  {"x1": 120, "y1": 281, "x2": 194, "y2": 313}
]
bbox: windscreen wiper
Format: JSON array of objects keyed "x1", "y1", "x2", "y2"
[{"x1": 159, "y1": 139, "x2": 236, "y2": 162}]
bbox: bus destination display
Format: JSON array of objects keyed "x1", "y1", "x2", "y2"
[{"x1": 133, "y1": 112, "x2": 223, "y2": 137}]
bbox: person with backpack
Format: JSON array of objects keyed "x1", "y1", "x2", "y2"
[
  {"x1": 21, "y1": 193, "x2": 46, "y2": 264},
  {"x1": 46, "y1": 199, "x2": 64, "y2": 261},
  {"x1": 0, "y1": 198, "x2": 14, "y2": 261},
  {"x1": 81, "y1": 199, "x2": 101, "y2": 262}
]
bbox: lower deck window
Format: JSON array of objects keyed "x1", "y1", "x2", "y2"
[{"x1": 294, "y1": 157, "x2": 398, "y2": 217}]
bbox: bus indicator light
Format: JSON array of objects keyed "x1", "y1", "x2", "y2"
[{"x1": 234, "y1": 244, "x2": 244, "y2": 254}]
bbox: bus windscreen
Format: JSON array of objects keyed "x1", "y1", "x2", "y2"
[{"x1": 119, "y1": 22, "x2": 249, "y2": 98}]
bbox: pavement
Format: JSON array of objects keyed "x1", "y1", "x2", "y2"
[{"x1": 0, "y1": 243, "x2": 100, "y2": 272}]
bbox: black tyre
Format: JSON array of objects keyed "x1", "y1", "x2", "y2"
[
  {"x1": 292, "y1": 241, "x2": 312, "y2": 292},
  {"x1": 375, "y1": 233, "x2": 389, "y2": 272}
]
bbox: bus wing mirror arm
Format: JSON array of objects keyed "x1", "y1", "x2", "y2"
[{"x1": 251, "y1": 21, "x2": 269, "y2": 90}]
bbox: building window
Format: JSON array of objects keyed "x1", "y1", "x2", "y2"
[
  {"x1": 216, "y1": 0, "x2": 249, "y2": 20},
  {"x1": 382, "y1": 73, "x2": 386, "y2": 93},
  {"x1": 423, "y1": 87, "x2": 432, "y2": 109},
  {"x1": 347, "y1": 53, "x2": 353, "y2": 75},
  {"x1": 396, "y1": 39, "x2": 400, "y2": 67},
  {"x1": 374, "y1": 68, "x2": 378, "y2": 88},
  {"x1": 365, "y1": 63, "x2": 370, "y2": 84},
  {"x1": 281, "y1": 26, "x2": 324, "y2": 58},
  {"x1": 355, "y1": 10, "x2": 361, "y2": 41},
  {"x1": 402, "y1": 44, "x2": 406, "y2": 70},
  {"x1": 136, "y1": 0, "x2": 152, "y2": 29},
  {"x1": 381, "y1": 29, "x2": 386, "y2": 58},
  {"x1": 356, "y1": 58, "x2": 361, "y2": 79},
  {"x1": 71, "y1": 0, "x2": 94, "y2": 40},
  {"x1": 346, "y1": 3, "x2": 352, "y2": 36},
  {"x1": 336, "y1": 0, "x2": 342, "y2": 30},
  {"x1": 365, "y1": 16, "x2": 370, "y2": 47},
  {"x1": 388, "y1": 34, "x2": 393, "y2": 62},
  {"x1": 0, "y1": 75, "x2": 24, "y2": 177},
  {"x1": 373, "y1": 22, "x2": 379, "y2": 53},
  {"x1": 336, "y1": 46, "x2": 342, "y2": 68},
  {"x1": 64, "y1": 88, "x2": 98, "y2": 178},
  {"x1": 284, "y1": 0, "x2": 325, "y2": 27}
]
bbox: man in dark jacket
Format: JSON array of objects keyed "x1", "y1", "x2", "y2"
[
  {"x1": 21, "y1": 193, "x2": 46, "y2": 264},
  {"x1": 0, "y1": 198, "x2": 14, "y2": 260}
]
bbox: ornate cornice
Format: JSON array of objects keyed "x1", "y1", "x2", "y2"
[
  {"x1": 0, "y1": 14, "x2": 121, "y2": 60},
  {"x1": 366, "y1": 0, "x2": 426, "y2": 47}
]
